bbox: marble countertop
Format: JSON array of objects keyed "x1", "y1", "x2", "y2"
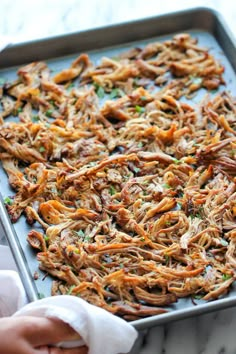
[{"x1": 1, "y1": 1, "x2": 236, "y2": 353}]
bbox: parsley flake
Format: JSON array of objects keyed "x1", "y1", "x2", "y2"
[
  {"x1": 109, "y1": 88, "x2": 125, "y2": 99},
  {"x1": 162, "y1": 183, "x2": 171, "y2": 189},
  {"x1": 67, "y1": 83, "x2": 75, "y2": 90},
  {"x1": 39, "y1": 146, "x2": 45, "y2": 153},
  {"x1": 137, "y1": 142, "x2": 143, "y2": 148},
  {"x1": 93, "y1": 83, "x2": 105, "y2": 98},
  {"x1": 32, "y1": 115, "x2": 40, "y2": 122},
  {"x1": 77, "y1": 230, "x2": 85, "y2": 237},
  {"x1": 133, "y1": 167, "x2": 140, "y2": 174},
  {"x1": 109, "y1": 185, "x2": 116, "y2": 195},
  {"x1": 45, "y1": 109, "x2": 53, "y2": 117},
  {"x1": 173, "y1": 158, "x2": 181, "y2": 165},
  {"x1": 67, "y1": 285, "x2": 76, "y2": 295},
  {"x1": 164, "y1": 254, "x2": 169, "y2": 263},
  {"x1": 4, "y1": 197, "x2": 13, "y2": 205},
  {"x1": 222, "y1": 274, "x2": 232, "y2": 281},
  {"x1": 17, "y1": 107, "x2": 23, "y2": 114},
  {"x1": 135, "y1": 105, "x2": 145, "y2": 114}
]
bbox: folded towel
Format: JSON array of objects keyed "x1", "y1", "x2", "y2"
[
  {"x1": 0, "y1": 249, "x2": 137, "y2": 354},
  {"x1": 14, "y1": 295, "x2": 137, "y2": 354},
  {"x1": 0, "y1": 270, "x2": 28, "y2": 316}
]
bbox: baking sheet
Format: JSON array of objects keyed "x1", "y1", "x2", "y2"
[{"x1": 0, "y1": 7, "x2": 236, "y2": 329}]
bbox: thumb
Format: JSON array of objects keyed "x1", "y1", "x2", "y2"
[{"x1": 20, "y1": 317, "x2": 81, "y2": 347}]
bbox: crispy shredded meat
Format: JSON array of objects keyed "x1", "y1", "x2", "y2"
[{"x1": 0, "y1": 33, "x2": 235, "y2": 321}]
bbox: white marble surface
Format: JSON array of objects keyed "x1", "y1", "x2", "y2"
[{"x1": 1, "y1": 1, "x2": 236, "y2": 353}]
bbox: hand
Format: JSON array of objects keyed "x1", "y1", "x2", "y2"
[{"x1": 0, "y1": 316, "x2": 88, "y2": 354}]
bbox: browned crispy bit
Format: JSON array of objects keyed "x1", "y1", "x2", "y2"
[
  {"x1": 53, "y1": 54, "x2": 92, "y2": 84},
  {"x1": 112, "y1": 301, "x2": 168, "y2": 317},
  {"x1": 27, "y1": 230, "x2": 47, "y2": 252},
  {"x1": 133, "y1": 286, "x2": 177, "y2": 306}
]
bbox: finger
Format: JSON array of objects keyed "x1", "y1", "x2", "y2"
[
  {"x1": 36, "y1": 345, "x2": 88, "y2": 354},
  {"x1": 20, "y1": 316, "x2": 80, "y2": 347},
  {"x1": 50, "y1": 346, "x2": 88, "y2": 354}
]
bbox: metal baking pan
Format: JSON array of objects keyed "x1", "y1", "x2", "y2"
[{"x1": 0, "y1": 7, "x2": 236, "y2": 330}]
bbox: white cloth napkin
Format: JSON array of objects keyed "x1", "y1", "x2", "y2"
[
  {"x1": 14, "y1": 295, "x2": 137, "y2": 354},
  {"x1": 0, "y1": 270, "x2": 28, "y2": 317},
  {"x1": 0, "y1": 245, "x2": 137, "y2": 354}
]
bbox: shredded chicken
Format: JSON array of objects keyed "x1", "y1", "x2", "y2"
[{"x1": 0, "y1": 33, "x2": 235, "y2": 321}]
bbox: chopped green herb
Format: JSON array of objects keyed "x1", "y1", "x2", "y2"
[
  {"x1": 135, "y1": 105, "x2": 145, "y2": 114},
  {"x1": 17, "y1": 107, "x2": 23, "y2": 114},
  {"x1": 222, "y1": 274, "x2": 232, "y2": 281},
  {"x1": 137, "y1": 142, "x2": 143, "y2": 148},
  {"x1": 45, "y1": 109, "x2": 53, "y2": 117},
  {"x1": 120, "y1": 263, "x2": 124, "y2": 268},
  {"x1": 45, "y1": 122, "x2": 51, "y2": 128},
  {"x1": 97, "y1": 86, "x2": 105, "y2": 98},
  {"x1": 165, "y1": 221, "x2": 171, "y2": 226},
  {"x1": 39, "y1": 146, "x2": 45, "y2": 153},
  {"x1": 67, "y1": 83, "x2": 75, "y2": 90},
  {"x1": 140, "y1": 96, "x2": 148, "y2": 101},
  {"x1": 84, "y1": 236, "x2": 90, "y2": 242},
  {"x1": 133, "y1": 167, "x2": 140, "y2": 174},
  {"x1": 164, "y1": 254, "x2": 169, "y2": 263},
  {"x1": 74, "y1": 248, "x2": 80, "y2": 254},
  {"x1": 172, "y1": 158, "x2": 181, "y2": 165},
  {"x1": 162, "y1": 183, "x2": 171, "y2": 189},
  {"x1": 67, "y1": 285, "x2": 76, "y2": 295},
  {"x1": 177, "y1": 202, "x2": 182, "y2": 209},
  {"x1": 32, "y1": 115, "x2": 40, "y2": 122},
  {"x1": 77, "y1": 230, "x2": 85, "y2": 237},
  {"x1": 109, "y1": 88, "x2": 125, "y2": 99},
  {"x1": 109, "y1": 185, "x2": 116, "y2": 195},
  {"x1": 93, "y1": 83, "x2": 105, "y2": 98},
  {"x1": 50, "y1": 186, "x2": 57, "y2": 194},
  {"x1": 193, "y1": 142, "x2": 200, "y2": 147},
  {"x1": 4, "y1": 197, "x2": 13, "y2": 205},
  {"x1": 140, "y1": 237, "x2": 145, "y2": 242},
  {"x1": 44, "y1": 236, "x2": 49, "y2": 242}
]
